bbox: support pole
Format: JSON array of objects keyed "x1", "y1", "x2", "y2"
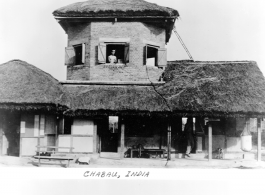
[
  {"x1": 167, "y1": 124, "x2": 171, "y2": 161},
  {"x1": 208, "y1": 123, "x2": 212, "y2": 161},
  {"x1": 257, "y1": 119, "x2": 261, "y2": 162},
  {"x1": 93, "y1": 122, "x2": 97, "y2": 154},
  {"x1": 120, "y1": 123, "x2": 125, "y2": 159}
]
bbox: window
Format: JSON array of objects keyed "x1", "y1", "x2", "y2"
[
  {"x1": 98, "y1": 42, "x2": 129, "y2": 64},
  {"x1": 73, "y1": 44, "x2": 84, "y2": 65},
  {"x1": 109, "y1": 116, "x2": 119, "y2": 133},
  {"x1": 144, "y1": 44, "x2": 167, "y2": 67},
  {"x1": 63, "y1": 117, "x2": 72, "y2": 135},
  {"x1": 65, "y1": 43, "x2": 85, "y2": 65}
]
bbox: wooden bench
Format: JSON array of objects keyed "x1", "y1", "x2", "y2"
[
  {"x1": 36, "y1": 146, "x2": 74, "y2": 154},
  {"x1": 34, "y1": 146, "x2": 75, "y2": 167},
  {"x1": 130, "y1": 148, "x2": 166, "y2": 158},
  {"x1": 33, "y1": 155, "x2": 75, "y2": 167}
]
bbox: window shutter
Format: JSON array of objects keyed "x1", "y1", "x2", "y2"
[
  {"x1": 65, "y1": 46, "x2": 76, "y2": 65},
  {"x1": 143, "y1": 46, "x2": 147, "y2": 65},
  {"x1": 98, "y1": 43, "x2": 106, "y2": 64},
  {"x1": 82, "y1": 43, "x2": 86, "y2": 64},
  {"x1": 124, "y1": 43, "x2": 129, "y2": 63},
  {"x1": 157, "y1": 48, "x2": 167, "y2": 67}
]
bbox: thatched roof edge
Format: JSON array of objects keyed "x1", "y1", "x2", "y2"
[
  {"x1": 0, "y1": 59, "x2": 68, "y2": 106},
  {"x1": 53, "y1": 0, "x2": 179, "y2": 18},
  {"x1": 0, "y1": 103, "x2": 68, "y2": 113}
]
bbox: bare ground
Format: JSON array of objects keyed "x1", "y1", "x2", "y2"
[{"x1": 1, "y1": 155, "x2": 265, "y2": 169}]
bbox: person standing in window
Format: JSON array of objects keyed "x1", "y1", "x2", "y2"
[{"x1": 108, "y1": 50, "x2": 117, "y2": 64}]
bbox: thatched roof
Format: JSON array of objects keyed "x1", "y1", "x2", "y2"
[
  {"x1": 0, "y1": 60, "x2": 67, "y2": 111},
  {"x1": 160, "y1": 61, "x2": 265, "y2": 117},
  {"x1": 53, "y1": 0, "x2": 179, "y2": 18},
  {"x1": 2, "y1": 59, "x2": 265, "y2": 117},
  {"x1": 64, "y1": 85, "x2": 169, "y2": 116},
  {"x1": 64, "y1": 61, "x2": 265, "y2": 117}
]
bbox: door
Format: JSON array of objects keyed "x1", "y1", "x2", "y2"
[
  {"x1": 2, "y1": 112, "x2": 20, "y2": 156},
  {"x1": 99, "y1": 116, "x2": 120, "y2": 159},
  {"x1": 101, "y1": 132, "x2": 118, "y2": 152}
]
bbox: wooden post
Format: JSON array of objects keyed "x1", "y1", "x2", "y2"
[
  {"x1": 93, "y1": 122, "x2": 97, "y2": 154},
  {"x1": 257, "y1": 119, "x2": 261, "y2": 162},
  {"x1": 208, "y1": 123, "x2": 212, "y2": 161},
  {"x1": 0, "y1": 116, "x2": 3, "y2": 156},
  {"x1": 70, "y1": 135, "x2": 73, "y2": 153},
  {"x1": 167, "y1": 124, "x2": 171, "y2": 160},
  {"x1": 120, "y1": 124, "x2": 125, "y2": 159}
]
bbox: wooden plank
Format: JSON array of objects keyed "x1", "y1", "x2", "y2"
[
  {"x1": 33, "y1": 156, "x2": 74, "y2": 160},
  {"x1": 72, "y1": 137, "x2": 93, "y2": 153},
  {"x1": 60, "y1": 134, "x2": 93, "y2": 137},
  {"x1": 36, "y1": 145, "x2": 74, "y2": 149},
  {"x1": 208, "y1": 123, "x2": 212, "y2": 161},
  {"x1": 72, "y1": 119, "x2": 94, "y2": 135}
]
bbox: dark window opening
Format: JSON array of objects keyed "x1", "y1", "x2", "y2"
[
  {"x1": 73, "y1": 44, "x2": 83, "y2": 65},
  {"x1": 63, "y1": 117, "x2": 72, "y2": 135},
  {"x1": 98, "y1": 42, "x2": 129, "y2": 64},
  {"x1": 106, "y1": 44, "x2": 125, "y2": 64},
  {"x1": 125, "y1": 117, "x2": 164, "y2": 137},
  {"x1": 146, "y1": 45, "x2": 158, "y2": 66}
]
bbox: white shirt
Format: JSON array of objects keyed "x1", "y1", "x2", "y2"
[{"x1": 108, "y1": 55, "x2": 117, "y2": 64}]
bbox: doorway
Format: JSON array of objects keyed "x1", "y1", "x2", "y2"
[
  {"x1": 1, "y1": 111, "x2": 20, "y2": 156},
  {"x1": 100, "y1": 116, "x2": 119, "y2": 153}
]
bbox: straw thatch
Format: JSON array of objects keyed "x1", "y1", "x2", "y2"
[
  {"x1": 64, "y1": 61, "x2": 265, "y2": 117},
  {"x1": 64, "y1": 85, "x2": 169, "y2": 116},
  {"x1": 53, "y1": 0, "x2": 179, "y2": 18},
  {"x1": 1, "y1": 59, "x2": 265, "y2": 117},
  {"x1": 159, "y1": 61, "x2": 265, "y2": 117},
  {"x1": 0, "y1": 60, "x2": 67, "y2": 111}
]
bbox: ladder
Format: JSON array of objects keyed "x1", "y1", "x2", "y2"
[{"x1": 172, "y1": 26, "x2": 194, "y2": 61}]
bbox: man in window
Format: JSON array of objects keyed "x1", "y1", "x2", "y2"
[{"x1": 108, "y1": 50, "x2": 117, "y2": 64}]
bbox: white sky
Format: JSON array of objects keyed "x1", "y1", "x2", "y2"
[{"x1": 0, "y1": 0, "x2": 265, "y2": 81}]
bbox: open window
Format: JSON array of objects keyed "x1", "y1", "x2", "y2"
[
  {"x1": 98, "y1": 42, "x2": 129, "y2": 64},
  {"x1": 65, "y1": 43, "x2": 85, "y2": 65},
  {"x1": 109, "y1": 116, "x2": 119, "y2": 133},
  {"x1": 144, "y1": 45, "x2": 167, "y2": 67}
]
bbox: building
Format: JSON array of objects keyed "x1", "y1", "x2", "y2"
[{"x1": 1, "y1": 0, "x2": 265, "y2": 162}]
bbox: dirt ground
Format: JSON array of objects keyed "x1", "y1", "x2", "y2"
[{"x1": 1, "y1": 155, "x2": 265, "y2": 169}]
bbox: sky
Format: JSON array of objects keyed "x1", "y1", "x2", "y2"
[{"x1": 0, "y1": 0, "x2": 265, "y2": 81}]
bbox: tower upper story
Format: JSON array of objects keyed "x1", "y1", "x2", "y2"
[{"x1": 53, "y1": 0, "x2": 179, "y2": 82}]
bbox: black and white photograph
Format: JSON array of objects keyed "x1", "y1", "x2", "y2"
[{"x1": 0, "y1": 0, "x2": 265, "y2": 194}]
